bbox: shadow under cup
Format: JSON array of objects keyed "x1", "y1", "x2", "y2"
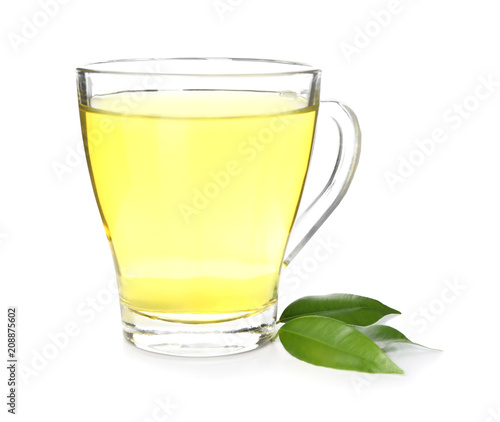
[{"x1": 77, "y1": 58, "x2": 326, "y2": 356}]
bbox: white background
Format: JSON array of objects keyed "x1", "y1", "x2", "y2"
[{"x1": 2, "y1": 0, "x2": 500, "y2": 421}]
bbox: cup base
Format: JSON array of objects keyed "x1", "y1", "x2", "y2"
[{"x1": 121, "y1": 303, "x2": 277, "y2": 357}]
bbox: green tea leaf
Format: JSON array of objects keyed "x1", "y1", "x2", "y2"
[
  {"x1": 279, "y1": 293, "x2": 400, "y2": 326},
  {"x1": 356, "y1": 325, "x2": 438, "y2": 351},
  {"x1": 278, "y1": 316, "x2": 404, "y2": 374}
]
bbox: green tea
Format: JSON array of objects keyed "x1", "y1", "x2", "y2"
[{"x1": 80, "y1": 90, "x2": 317, "y2": 320}]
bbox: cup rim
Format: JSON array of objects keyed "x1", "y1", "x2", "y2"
[{"x1": 76, "y1": 57, "x2": 321, "y2": 77}]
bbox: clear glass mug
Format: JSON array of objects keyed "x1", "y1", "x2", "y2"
[{"x1": 76, "y1": 58, "x2": 361, "y2": 357}]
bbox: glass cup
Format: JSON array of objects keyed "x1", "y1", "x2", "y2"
[{"x1": 76, "y1": 58, "x2": 361, "y2": 357}]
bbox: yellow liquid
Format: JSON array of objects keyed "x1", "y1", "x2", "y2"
[{"x1": 80, "y1": 91, "x2": 317, "y2": 319}]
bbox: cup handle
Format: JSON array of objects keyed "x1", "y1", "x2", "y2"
[{"x1": 283, "y1": 100, "x2": 362, "y2": 266}]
